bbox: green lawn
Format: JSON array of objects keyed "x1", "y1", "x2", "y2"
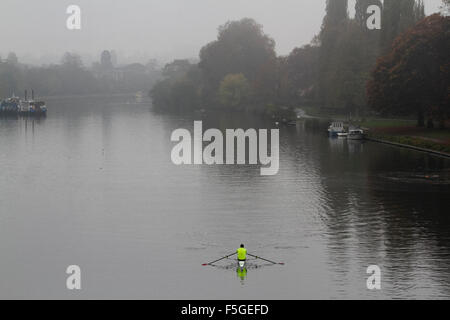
[
  {"x1": 364, "y1": 122, "x2": 450, "y2": 155},
  {"x1": 371, "y1": 134, "x2": 450, "y2": 154}
]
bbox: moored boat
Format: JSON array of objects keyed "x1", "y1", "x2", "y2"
[
  {"x1": 29, "y1": 100, "x2": 47, "y2": 115},
  {"x1": 1, "y1": 90, "x2": 47, "y2": 116},
  {"x1": 27, "y1": 90, "x2": 47, "y2": 115},
  {"x1": 0, "y1": 96, "x2": 21, "y2": 114},
  {"x1": 348, "y1": 129, "x2": 365, "y2": 140},
  {"x1": 328, "y1": 122, "x2": 345, "y2": 137}
]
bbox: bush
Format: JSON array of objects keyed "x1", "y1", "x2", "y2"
[{"x1": 218, "y1": 74, "x2": 251, "y2": 109}]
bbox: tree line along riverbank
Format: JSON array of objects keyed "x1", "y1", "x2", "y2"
[
  {"x1": 151, "y1": 2, "x2": 448, "y2": 125},
  {"x1": 150, "y1": 1, "x2": 449, "y2": 156}
]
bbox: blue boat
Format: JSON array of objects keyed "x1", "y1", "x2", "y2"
[
  {"x1": 0, "y1": 96, "x2": 21, "y2": 114},
  {"x1": 1, "y1": 90, "x2": 47, "y2": 116},
  {"x1": 327, "y1": 122, "x2": 346, "y2": 137}
]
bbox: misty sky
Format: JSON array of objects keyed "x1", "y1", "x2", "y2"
[{"x1": 0, "y1": 0, "x2": 443, "y2": 65}]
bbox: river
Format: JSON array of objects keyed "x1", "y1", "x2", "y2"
[{"x1": 1, "y1": 95, "x2": 449, "y2": 299}]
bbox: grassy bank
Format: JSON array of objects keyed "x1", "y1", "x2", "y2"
[{"x1": 360, "y1": 119, "x2": 450, "y2": 155}]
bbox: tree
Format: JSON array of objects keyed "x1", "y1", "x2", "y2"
[
  {"x1": 100, "y1": 50, "x2": 114, "y2": 70},
  {"x1": 162, "y1": 60, "x2": 192, "y2": 80},
  {"x1": 318, "y1": 0, "x2": 349, "y2": 54},
  {"x1": 150, "y1": 59, "x2": 201, "y2": 112},
  {"x1": 0, "y1": 61, "x2": 21, "y2": 97},
  {"x1": 322, "y1": 21, "x2": 370, "y2": 114},
  {"x1": 218, "y1": 74, "x2": 251, "y2": 109},
  {"x1": 110, "y1": 50, "x2": 118, "y2": 67},
  {"x1": 322, "y1": 0, "x2": 348, "y2": 28},
  {"x1": 199, "y1": 18, "x2": 276, "y2": 106},
  {"x1": 278, "y1": 45, "x2": 319, "y2": 106},
  {"x1": 367, "y1": 14, "x2": 450, "y2": 127},
  {"x1": 150, "y1": 79, "x2": 173, "y2": 111},
  {"x1": 59, "y1": 53, "x2": 99, "y2": 94},
  {"x1": 315, "y1": 0, "x2": 426, "y2": 116},
  {"x1": 61, "y1": 52, "x2": 83, "y2": 69},
  {"x1": 380, "y1": 0, "x2": 425, "y2": 52},
  {"x1": 171, "y1": 79, "x2": 199, "y2": 111},
  {"x1": 317, "y1": 0, "x2": 349, "y2": 109},
  {"x1": 317, "y1": 0, "x2": 374, "y2": 115}
]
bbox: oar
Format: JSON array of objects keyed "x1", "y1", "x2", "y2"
[
  {"x1": 202, "y1": 253, "x2": 237, "y2": 266},
  {"x1": 248, "y1": 253, "x2": 284, "y2": 265}
]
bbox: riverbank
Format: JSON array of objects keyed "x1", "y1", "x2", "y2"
[
  {"x1": 361, "y1": 119, "x2": 450, "y2": 156},
  {"x1": 366, "y1": 137, "x2": 450, "y2": 158},
  {"x1": 299, "y1": 108, "x2": 450, "y2": 156}
]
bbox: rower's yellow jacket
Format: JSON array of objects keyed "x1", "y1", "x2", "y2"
[{"x1": 237, "y1": 247, "x2": 247, "y2": 261}]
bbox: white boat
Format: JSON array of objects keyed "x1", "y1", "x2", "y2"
[
  {"x1": 238, "y1": 260, "x2": 246, "y2": 269},
  {"x1": 337, "y1": 132, "x2": 348, "y2": 138},
  {"x1": 328, "y1": 122, "x2": 345, "y2": 137},
  {"x1": 1, "y1": 95, "x2": 21, "y2": 113},
  {"x1": 13, "y1": 90, "x2": 47, "y2": 115},
  {"x1": 348, "y1": 129, "x2": 365, "y2": 140},
  {"x1": 20, "y1": 101, "x2": 31, "y2": 113}
]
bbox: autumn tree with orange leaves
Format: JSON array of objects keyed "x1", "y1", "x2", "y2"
[{"x1": 367, "y1": 14, "x2": 450, "y2": 128}]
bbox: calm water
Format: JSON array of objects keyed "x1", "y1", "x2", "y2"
[{"x1": 1, "y1": 95, "x2": 449, "y2": 299}]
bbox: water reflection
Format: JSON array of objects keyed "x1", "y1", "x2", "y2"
[
  {"x1": 303, "y1": 121, "x2": 450, "y2": 298},
  {"x1": 237, "y1": 266, "x2": 248, "y2": 284}
]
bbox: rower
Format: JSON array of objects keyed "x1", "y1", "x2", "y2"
[{"x1": 237, "y1": 244, "x2": 247, "y2": 262}]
